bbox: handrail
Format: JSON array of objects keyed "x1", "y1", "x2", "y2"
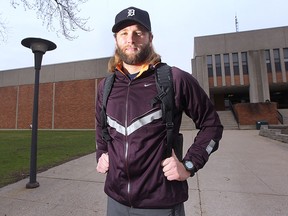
[
  {"x1": 276, "y1": 110, "x2": 284, "y2": 124},
  {"x1": 229, "y1": 100, "x2": 239, "y2": 123}
]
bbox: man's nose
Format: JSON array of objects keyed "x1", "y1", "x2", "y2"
[{"x1": 126, "y1": 33, "x2": 136, "y2": 44}]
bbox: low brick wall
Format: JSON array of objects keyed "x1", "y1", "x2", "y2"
[{"x1": 234, "y1": 102, "x2": 278, "y2": 126}]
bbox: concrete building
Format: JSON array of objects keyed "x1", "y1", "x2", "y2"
[{"x1": 192, "y1": 26, "x2": 288, "y2": 128}]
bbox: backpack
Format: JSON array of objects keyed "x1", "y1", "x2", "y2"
[{"x1": 100, "y1": 63, "x2": 183, "y2": 160}]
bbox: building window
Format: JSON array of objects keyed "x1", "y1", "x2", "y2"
[
  {"x1": 265, "y1": 50, "x2": 272, "y2": 73},
  {"x1": 283, "y1": 48, "x2": 288, "y2": 71},
  {"x1": 273, "y1": 49, "x2": 281, "y2": 72},
  {"x1": 215, "y1": 54, "x2": 222, "y2": 76},
  {"x1": 232, "y1": 53, "x2": 239, "y2": 75},
  {"x1": 223, "y1": 54, "x2": 230, "y2": 76},
  {"x1": 207, "y1": 55, "x2": 213, "y2": 77},
  {"x1": 241, "y1": 52, "x2": 248, "y2": 74}
]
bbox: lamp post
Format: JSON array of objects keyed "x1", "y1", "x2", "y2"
[{"x1": 21, "y1": 37, "x2": 57, "y2": 189}]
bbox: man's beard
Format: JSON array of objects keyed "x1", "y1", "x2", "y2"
[{"x1": 116, "y1": 43, "x2": 151, "y2": 65}]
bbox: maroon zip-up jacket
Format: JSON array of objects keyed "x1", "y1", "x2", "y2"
[{"x1": 95, "y1": 64, "x2": 223, "y2": 208}]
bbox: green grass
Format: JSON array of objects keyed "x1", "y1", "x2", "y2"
[{"x1": 0, "y1": 130, "x2": 96, "y2": 188}]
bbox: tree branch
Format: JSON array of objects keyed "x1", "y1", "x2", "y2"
[
  {"x1": 9, "y1": 0, "x2": 91, "y2": 40},
  {"x1": 0, "y1": 13, "x2": 8, "y2": 43}
]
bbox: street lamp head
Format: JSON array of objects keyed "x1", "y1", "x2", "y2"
[
  {"x1": 21, "y1": 37, "x2": 57, "y2": 54},
  {"x1": 21, "y1": 37, "x2": 57, "y2": 70}
]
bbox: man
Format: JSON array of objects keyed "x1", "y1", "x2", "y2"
[{"x1": 96, "y1": 6, "x2": 223, "y2": 216}]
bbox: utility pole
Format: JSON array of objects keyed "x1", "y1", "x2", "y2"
[{"x1": 235, "y1": 14, "x2": 239, "y2": 32}]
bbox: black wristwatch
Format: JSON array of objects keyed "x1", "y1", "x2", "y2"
[{"x1": 182, "y1": 160, "x2": 195, "y2": 177}]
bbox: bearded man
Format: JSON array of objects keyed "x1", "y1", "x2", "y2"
[{"x1": 96, "y1": 6, "x2": 223, "y2": 216}]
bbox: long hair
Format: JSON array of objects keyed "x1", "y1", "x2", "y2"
[{"x1": 108, "y1": 38, "x2": 161, "y2": 72}]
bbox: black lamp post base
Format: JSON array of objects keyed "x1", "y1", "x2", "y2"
[{"x1": 26, "y1": 181, "x2": 40, "y2": 189}]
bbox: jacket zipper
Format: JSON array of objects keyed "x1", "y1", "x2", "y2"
[{"x1": 125, "y1": 80, "x2": 132, "y2": 206}]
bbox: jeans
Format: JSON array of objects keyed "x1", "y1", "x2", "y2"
[{"x1": 107, "y1": 196, "x2": 185, "y2": 216}]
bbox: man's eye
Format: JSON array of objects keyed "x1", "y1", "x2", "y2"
[{"x1": 136, "y1": 32, "x2": 143, "y2": 36}]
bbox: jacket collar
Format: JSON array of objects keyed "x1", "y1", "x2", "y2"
[{"x1": 115, "y1": 62, "x2": 161, "y2": 78}]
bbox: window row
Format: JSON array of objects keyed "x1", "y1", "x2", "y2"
[
  {"x1": 207, "y1": 52, "x2": 248, "y2": 77},
  {"x1": 265, "y1": 48, "x2": 288, "y2": 73},
  {"x1": 207, "y1": 48, "x2": 288, "y2": 78}
]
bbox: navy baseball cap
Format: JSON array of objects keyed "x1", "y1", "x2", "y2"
[{"x1": 112, "y1": 7, "x2": 151, "y2": 33}]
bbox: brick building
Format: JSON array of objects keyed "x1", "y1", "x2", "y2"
[
  {"x1": 1, "y1": 26, "x2": 288, "y2": 130},
  {"x1": 0, "y1": 58, "x2": 109, "y2": 129}
]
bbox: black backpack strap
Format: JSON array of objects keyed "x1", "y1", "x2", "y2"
[
  {"x1": 153, "y1": 64, "x2": 175, "y2": 159},
  {"x1": 101, "y1": 73, "x2": 115, "y2": 143}
]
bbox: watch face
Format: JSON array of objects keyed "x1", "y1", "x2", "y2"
[{"x1": 185, "y1": 161, "x2": 193, "y2": 170}]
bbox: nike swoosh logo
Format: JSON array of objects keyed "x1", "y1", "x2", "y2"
[{"x1": 144, "y1": 83, "x2": 154, "y2": 87}]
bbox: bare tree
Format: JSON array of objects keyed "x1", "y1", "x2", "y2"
[
  {"x1": 0, "y1": 13, "x2": 8, "y2": 43},
  {"x1": 3, "y1": 0, "x2": 91, "y2": 41}
]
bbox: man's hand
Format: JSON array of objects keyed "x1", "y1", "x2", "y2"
[
  {"x1": 96, "y1": 153, "x2": 109, "y2": 174},
  {"x1": 161, "y1": 150, "x2": 191, "y2": 181}
]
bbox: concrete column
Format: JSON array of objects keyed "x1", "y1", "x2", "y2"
[
  {"x1": 270, "y1": 49, "x2": 277, "y2": 83},
  {"x1": 238, "y1": 52, "x2": 244, "y2": 85},
  {"x1": 212, "y1": 55, "x2": 217, "y2": 87},
  {"x1": 220, "y1": 54, "x2": 226, "y2": 86},
  {"x1": 279, "y1": 48, "x2": 287, "y2": 82},
  {"x1": 191, "y1": 59, "x2": 196, "y2": 77},
  {"x1": 193, "y1": 57, "x2": 203, "y2": 86},
  {"x1": 259, "y1": 50, "x2": 270, "y2": 101},
  {"x1": 229, "y1": 53, "x2": 235, "y2": 85},
  {"x1": 247, "y1": 50, "x2": 270, "y2": 103},
  {"x1": 201, "y1": 56, "x2": 210, "y2": 95},
  {"x1": 194, "y1": 56, "x2": 210, "y2": 96}
]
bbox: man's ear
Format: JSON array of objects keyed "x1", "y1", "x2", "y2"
[
  {"x1": 150, "y1": 32, "x2": 153, "y2": 41},
  {"x1": 149, "y1": 32, "x2": 153, "y2": 45},
  {"x1": 114, "y1": 34, "x2": 118, "y2": 48}
]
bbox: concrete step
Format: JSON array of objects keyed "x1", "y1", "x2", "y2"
[
  {"x1": 180, "y1": 110, "x2": 239, "y2": 130},
  {"x1": 217, "y1": 111, "x2": 239, "y2": 130}
]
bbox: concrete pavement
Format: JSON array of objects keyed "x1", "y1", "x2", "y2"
[{"x1": 1, "y1": 130, "x2": 288, "y2": 216}]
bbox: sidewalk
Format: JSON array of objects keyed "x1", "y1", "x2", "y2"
[{"x1": 1, "y1": 130, "x2": 288, "y2": 216}]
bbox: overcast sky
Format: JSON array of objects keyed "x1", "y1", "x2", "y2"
[{"x1": 1, "y1": 0, "x2": 288, "y2": 73}]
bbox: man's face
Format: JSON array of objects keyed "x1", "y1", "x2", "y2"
[{"x1": 115, "y1": 24, "x2": 153, "y2": 65}]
